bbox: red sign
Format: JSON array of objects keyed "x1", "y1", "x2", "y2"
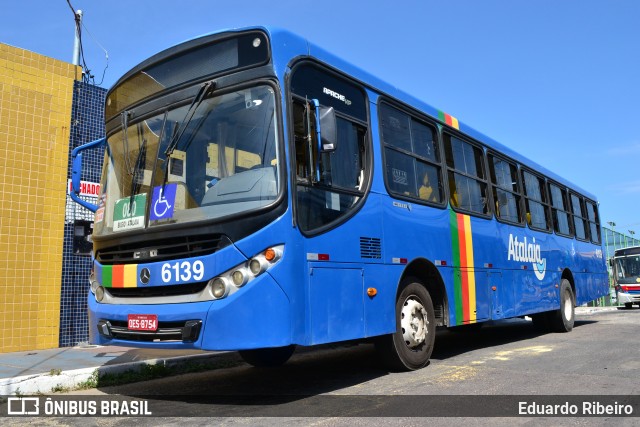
[{"x1": 67, "y1": 179, "x2": 101, "y2": 197}]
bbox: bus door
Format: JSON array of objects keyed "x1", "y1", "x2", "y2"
[{"x1": 289, "y1": 63, "x2": 376, "y2": 344}]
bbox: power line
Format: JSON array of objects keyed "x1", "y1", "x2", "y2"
[
  {"x1": 81, "y1": 21, "x2": 109, "y2": 86},
  {"x1": 65, "y1": 0, "x2": 109, "y2": 86}
]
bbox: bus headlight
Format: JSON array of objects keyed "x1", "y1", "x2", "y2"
[
  {"x1": 208, "y1": 245, "x2": 284, "y2": 300},
  {"x1": 231, "y1": 269, "x2": 248, "y2": 287},
  {"x1": 95, "y1": 286, "x2": 105, "y2": 302},
  {"x1": 249, "y1": 258, "x2": 268, "y2": 276},
  {"x1": 89, "y1": 267, "x2": 99, "y2": 294},
  {"x1": 210, "y1": 277, "x2": 229, "y2": 299}
]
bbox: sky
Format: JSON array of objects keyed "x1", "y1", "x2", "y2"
[{"x1": 2, "y1": 0, "x2": 639, "y2": 234}]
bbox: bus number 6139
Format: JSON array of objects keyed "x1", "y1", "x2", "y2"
[{"x1": 161, "y1": 260, "x2": 205, "y2": 283}]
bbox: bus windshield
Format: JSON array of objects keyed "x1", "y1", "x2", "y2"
[
  {"x1": 94, "y1": 84, "x2": 280, "y2": 236},
  {"x1": 615, "y1": 255, "x2": 640, "y2": 284}
]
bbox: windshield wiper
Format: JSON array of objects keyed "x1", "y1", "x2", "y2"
[
  {"x1": 129, "y1": 125, "x2": 147, "y2": 205},
  {"x1": 164, "y1": 80, "x2": 215, "y2": 158},
  {"x1": 121, "y1": 110, "x2": 135, "y2": 175}
]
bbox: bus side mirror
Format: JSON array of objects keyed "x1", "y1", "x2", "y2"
[
  {"x1": 608, "y1": 258, "x2": 613, "y2": 267},
  {"x1": 312, "y1": 99, "x2": 337, "y2": 152},
  {"x1": 70, "y1": 137, "x2": 105, "y2": 212}
]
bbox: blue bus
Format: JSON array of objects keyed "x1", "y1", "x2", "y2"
[{"x1": 71, "y1": 27, "x2": 608, "y2": 370}]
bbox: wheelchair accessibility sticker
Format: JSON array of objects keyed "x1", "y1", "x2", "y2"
[{"x1": 150, "y1": 184, "x2": 177, "y2": 221}]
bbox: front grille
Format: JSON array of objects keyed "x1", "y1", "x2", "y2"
[
  {"x1": 96, "y1": 234, "x2": 232, "y2": 264},
  {"x1": 102, "y1": 320, "x2": 202, "y2": 342},
  {"x1": 106, "y1": 282, "x2": 208, "y2": 298}
]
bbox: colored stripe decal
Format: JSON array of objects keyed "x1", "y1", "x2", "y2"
[
  {"x1": 464, "y1": 215, "x2": 477, "y2": 322},
  {"x1": 111, "y1": 265, "x2": 124, "y2": 288},
  {"x1": 102, "y1": 265, "x2": 112, "y2": 288},
  {"x1": 450, "y1": 210, "x2": 477, "y2": 325},
  {"x1": 124, "y1": 264, "x2": 138, "y2": 288},
  {"x1": 438, "y1": 110, "x2": 460, "y2": 130},
  {"x1": 449, "y1": 210, "x2": 462, "y2": 325},
  {"x1": 99, "y1": 264, "x2": 138, "y2": 288},
  {"x1": 457, "y1": 213, "x2": 470, "y2": 322}
]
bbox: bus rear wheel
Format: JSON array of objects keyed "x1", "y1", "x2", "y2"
[
  {"x1": 549, "y1": 279, "x2": 575, "y2": 332},
  {"x1": 238, "y1": 345, "x2": 296, "y2": 367},
  {"x1": 375, "y1": 280, "x2": 436, "y2": 371}
]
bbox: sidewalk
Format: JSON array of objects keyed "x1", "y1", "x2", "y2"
[
  {"x1": 0, "y1": 344, "x2": 226, "y2": 395},
  {"x1": 0, "y1": 306, "x2": 621, "y2": 395}
]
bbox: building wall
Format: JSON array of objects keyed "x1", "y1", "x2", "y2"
[
  {"x1": 60, "y1": 81, "x2": 106, "y2": 347},
  {"x1": 0, "y1": 43, "x2": 81, "y2": 352}
]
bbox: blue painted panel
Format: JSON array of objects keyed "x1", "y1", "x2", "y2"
[
  {"x1": 202, "y1": 273, "x2": 291, "y2": 350},
  {"x1": 363, "y1": 263, "x2": 397, "y2": 337},
  {"x1": 308, "y1": 267, "x2": 364, "y2": 344}
]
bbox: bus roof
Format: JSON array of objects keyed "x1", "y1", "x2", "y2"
[
  {"x1": 117, "y1": 26, "x2": 598, "y2": 202},
  {"x1": 614, "y1": 247, "x2": 640, "y2": 257}
]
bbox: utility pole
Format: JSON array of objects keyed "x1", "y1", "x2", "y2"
[{"x1": 72, "y1": 9, "x2": 83, "y2": 65}]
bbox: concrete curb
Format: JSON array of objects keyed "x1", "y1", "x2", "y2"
[
  {"x1": 0, "y1": 352, "x2": 226, "y2": 396},
  {"x1": 575, "y1": 306, "x2": 620, "y2": 315}
]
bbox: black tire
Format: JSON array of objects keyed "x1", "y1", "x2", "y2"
[
  {"x1": 238, "y1": 345, "x2": 296, "y2": 367},
  {"x1": 375, "y1": 279, "x2": 436, "y2": 371},
  {"x1": 548, "y1": 279, "x2": 575, "y2": 332},
  {"x1": 624, "y1": 302, "x2": 633, "y2": 309}
]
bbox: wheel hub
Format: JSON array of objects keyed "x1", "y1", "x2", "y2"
[
  {"x1": 563, "y1": 290, "x2": 572, "y2": 320},
  {"x1": 401, "y1": 298, "x2": 429, "y2": 348}
]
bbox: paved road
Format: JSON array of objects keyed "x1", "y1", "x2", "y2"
[{"x1": 5, "y1": 308, "x2": 640, "y2": 425}]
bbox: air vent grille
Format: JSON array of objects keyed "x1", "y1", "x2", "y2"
[{"x1": 360, "y1": 237, "x2": 382, "y2": 259}]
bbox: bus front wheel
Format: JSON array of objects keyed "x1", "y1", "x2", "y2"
[
  {"x1": 375, "y1": 280, "x2": 436, "y2": 371},
  {"x1": 549, "y1": 279, "x2": 575, "y2": 332},
  {"x1": 238, "y1": 345, "x2": 296, "y2": 368}
]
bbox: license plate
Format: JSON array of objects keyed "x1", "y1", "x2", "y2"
[{"x1": 127, "y1": 314, "x2": 158, "y2": 331}]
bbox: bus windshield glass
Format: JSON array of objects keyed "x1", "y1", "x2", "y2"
[
  {"x1": 94, "y1": 85, "x2": 279, "y2": 236},
  {"x1": 615, "y1": 255, "x2": 640, "y2": 284}
]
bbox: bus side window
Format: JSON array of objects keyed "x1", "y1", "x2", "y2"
[
  {"x1": 522, "y1": 170, "x2": 551, "y2": 231},
  {"x1": 291, "y1": 97, "x2": 368, "y2": 232},
  {"x1": 585, "y1": 200, "x2": 601, "y2": 244},
  {"x1": 548, "y1": 183, "x2": 572, "y2": 236},
  {"x1": 380, "y1": 102, "x2": 443, "y2": 204},
  {"x1": 570, "y1": 193, "x2": 588, "y2": 240},
  {"x1": 488, "y1": 154, "x2": 522, "y2": 224},
  {"x1": 444, "y1": 133, "x2": 488, "y2": 215}
]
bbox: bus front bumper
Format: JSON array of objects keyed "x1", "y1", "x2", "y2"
[
  {"x1": 88, "y1": 273, "x2": 291, "y2": 350},
  {"x1": 617, "y1": 291, "x2": 640, "y2": 305}
]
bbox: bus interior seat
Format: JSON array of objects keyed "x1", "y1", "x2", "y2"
[{"x1": 419, "y1": 172, "x2": 436, "y2": 202}]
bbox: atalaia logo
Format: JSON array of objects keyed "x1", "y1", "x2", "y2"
[{"x1": 507, "y1": 234, "x2": 546, "y2": 281}]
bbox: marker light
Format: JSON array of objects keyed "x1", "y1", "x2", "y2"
[
  {"x1": 253, "y1": 37, "x2": 261, "y2": 48},
  {"x1": 367, "y1": 287, "x2": 377, "y2": 297},
  {"x1": 264, "y1": 247, "x2": 282, "y2": 262}
]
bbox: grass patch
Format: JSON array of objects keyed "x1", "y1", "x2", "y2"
[{"x1": 52, "y1": 356, "x2": 242, "y2": 393}]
